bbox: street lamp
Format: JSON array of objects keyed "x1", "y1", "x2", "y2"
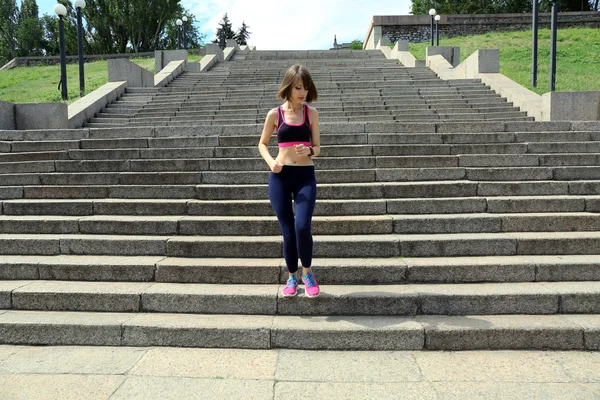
[
  {"x1": 434, "y1": 14, "x2": 441, "y2": 46},
  {"x1": 176, "y1": 19, "x2": 183, "y2": 49},
  {"x1": 532, "y1": 0, "x2": 539, "y2": 87},
  {"x1": 74, "y1": 0, "x2": 86, "y2": 98},
  {"x1": 54, "y1": 3, "x2": 68, "y2": 101},
  {"x1": 429, "y1": 9, "x2": 437, "y2": 47},
  {"x1": 182, "y1": 16, "x2": 187, "y2": 49}
]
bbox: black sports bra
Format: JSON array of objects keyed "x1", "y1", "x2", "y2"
[{"x1": 276, "y1": 104, "x2": 312, "y2": 147}]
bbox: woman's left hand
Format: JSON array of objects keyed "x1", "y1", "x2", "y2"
[{"x1": 295, "y1": 144, "x2": 311, "y2": 156}]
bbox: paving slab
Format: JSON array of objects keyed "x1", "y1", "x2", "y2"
[
  {"x1": 0, "y1": 345, "x2": 147, "y2": 374},
  {"x1": 414, "y1": 350, "x2": 574, "y2": 383},
  {"x1": 0, "y1": 344, "x2": 23, "y2": 362},
  {"x1": 274, "y1": 381, "x2": 437, "y2": 400},
  {"x1": 110, "y1": 376, "x2": 274, "y2": 400},
  {"x1": 431, "y1": 382, "x2": 599, "y2": 400},
  {"x1": 128, "y1": 347, "x2": 276, "y2": 380},
  {"x1": 275, "y1": 349, "x2": 422, "y2": 382},
  {"x1": 0, "y1": 374, "x2": 126, "y2": 400}
]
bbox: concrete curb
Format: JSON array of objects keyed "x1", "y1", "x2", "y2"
[
  {"x1": 154, "y1": 60, "x2": 186, "y2": 87},
  {"x1": 424, "y1": 50, "x2": 600, "y2": 122},
  {"x1": 68, "y1": 82, "x2": 128, "y2": 129}
]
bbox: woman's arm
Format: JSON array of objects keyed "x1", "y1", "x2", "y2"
[
  {"x1": 258, "y1": 109, "x2": 282, "y2": 172},
  {"x1": 309, "y1": 106, "x2": 321, "y2": 157}
]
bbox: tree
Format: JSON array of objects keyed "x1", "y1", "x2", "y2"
[
  {"x1": 0, "y1": 0, "x2": 19, "y2": 64},
  {"x1": 40, "y1": 1, "x2": 82, "y2": 56},
  {"x1": 411, "y1": 0, "x2": 592, "y2": 14},
  {"x1": 213, "y1": 13, "x2": 235, "y2": 48},
  {"x1": 234, "y1": 21, "x2": 251, "y2": 45},
  {"x1": 16, "y1": 0, "x2": 45, "y2": 56},
  {"x1": 350, "y1": 40, "x2": 363, "y2": 50},
  {"x1": 40, "y1": 13, "x2": 79, "y2": 56},
  {"x1": 158, "y1": 8, "x2": 206, "y2": 50},
  {"x1": 82, "y1": 0, "x2": 180, "y2": 53}
]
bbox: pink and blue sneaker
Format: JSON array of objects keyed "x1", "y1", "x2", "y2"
[
  {"x1": 302, "y1": 271, "x2": 320, "y2": 297},
  {"x1": 282, "y1": 276, "x2": 298, "y2": 297}
]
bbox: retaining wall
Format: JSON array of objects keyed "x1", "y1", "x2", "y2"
[{"x1": 365, "y1": 11, "x2": 600, "y2": 46}]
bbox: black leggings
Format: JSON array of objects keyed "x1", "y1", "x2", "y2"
[{"x1": 268, "y1": 165, "x2": 317, "y2": 274}]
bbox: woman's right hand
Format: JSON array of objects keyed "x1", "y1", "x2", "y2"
[{"x1": 270, "y1": 160, "x2": 283, "y2": 173}]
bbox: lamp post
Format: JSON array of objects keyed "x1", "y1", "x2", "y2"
[
  {"x1": 434, "y1": 14, "x2": 441, "y2": 46},
  {"x1": 176, "y1": 19, "x2": 182, "y2": 49},
  {"x1": 550, "y1": 0, "x2": 558, "y2": 91},
  {"x1": 429, "y1": 9, "x2": 436, "y2": 46},
  {"x1": 182, "y1": 16, "x2": 187, "y2": 49},
  {"x1": 532, "y1": 0, "x2": 539, "y2": 87},
  {"x1": 54, "y1": 3, "x2": 68, "y2": 101},
  {"x1": 74, "y1": 0, "x2": 86, "y2": 98}
]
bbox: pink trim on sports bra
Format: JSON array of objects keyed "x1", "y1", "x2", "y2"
[
  {"x1": 279, "y1": 105, "x2": 306, "y2": 127},
  {"x1": 278, "y1": 141, "x2": 311, "y2": 147}
]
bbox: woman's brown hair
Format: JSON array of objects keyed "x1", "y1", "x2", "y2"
[{"x1": 276, "y1": 64, "x2": 318, "y2": 102}]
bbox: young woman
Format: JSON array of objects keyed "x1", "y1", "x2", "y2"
[{"x1": 258, "y1": 64, "x2": 321, "y2": 298}]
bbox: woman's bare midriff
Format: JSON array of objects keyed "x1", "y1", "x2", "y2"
[{"x1": 275, "y1": 147, "x2": 314, "y2": 166}]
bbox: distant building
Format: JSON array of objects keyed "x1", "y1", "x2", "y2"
[{"x1": 330, "y1": 35, "x2": 352, "y2": 50}]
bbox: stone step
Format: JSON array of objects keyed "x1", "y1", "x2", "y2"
[
  {"x1": 87, "y1": 115, "x2": 534, "y2": 129},
  {"x1": 12, "y1": 131, "x2": 586, "y2": 152},
  {"x1": 3, "y1": 254, "x2": 600, "y2": 283},
  {"x1": 12, "y1": 130, "x2": 583, "y2": 154},
  {"x1": 0, "y1": 310, "x2": 594, "y2": 350},
  {"x1": 5, "y1": 179, "x2": 600, "y2": 200},
  {"x1": 0, "y1": 191, "x2": 594, "y2": 210},
  {"x1": 1, "y1": 279, "x2": 599, "y2": 316},
  {"x1": 2, "y1": 231, "x2": 600, "y2": 257},
  {"x1": 129, "y1": 94, "x2": 504, "y2": 107},
  {"x1": 0, "y1": 212, "x2": 598, "y2": 236},
  {"x1": 2, "y1": 195, "x2": 597, "y2": 216},
  {"x1": 6, "y1": 165, "x2": 600, "y2": 185},
  {"x1": 147, "y1": 87, "x2": 492, "y2": 99},
  {"x1": 5, "y1": 154, "x2": 600, "y2": 174},
  {"x1": 145, "y1": 84, "x2": 492, "y2": 93},
  {"x1": 84, "y1": 119, "x2": 575, "y2": 135}
]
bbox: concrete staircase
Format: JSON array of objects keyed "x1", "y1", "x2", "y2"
[{"x1": 0, "y1": 49, "x2": 599, "y2": 351}]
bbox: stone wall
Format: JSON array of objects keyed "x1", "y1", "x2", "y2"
[
  {"x1": 365, "y1": 11, "x2": 600, "y2": 46},
  {"x1": 1, "y1": 48, "x2": 206, "y2": 71}
]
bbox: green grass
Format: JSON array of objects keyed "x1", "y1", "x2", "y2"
[
  {"x1": 0, "y1": 55, "x2": 202, "y2": 104},
  {"x1": 408, "y1": 28, "x2": 600, "y2": 95}
]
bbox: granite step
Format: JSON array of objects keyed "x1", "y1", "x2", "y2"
[
  {"x1": 5, "y1": 154, "x2": 600, "y2": 175},
  {"x1": 0, "y1": 212, "x2": 598, "y2": 236},
  {"x1": 3, "y1": 254, "x2": 600, "y2": 283},
  {"x1": 2, "y1": 195, "x2": 597, "y2": 216},
  {"x1": 6, "y1": 166, "x2": 600, "y2": 186},
  {"x1": 1, "y1": 279, "x2": 599, "y2": 316},
  {"x1": 2, "y1": 231, "x2": 600, "y2": 257},
  {"x1": 6, "y1": 180, "x2": 600, "y2": 200},
  {"x1": 0, "y1": 309, "x2": 596, "y2": 350}
]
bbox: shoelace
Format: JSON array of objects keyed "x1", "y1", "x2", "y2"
[
  {"x1": 303, "y1": 274, "x2": 317, "y2": 287},
  {"x1": 285, "y1": 278, "x2": 297, "y2": 288}
]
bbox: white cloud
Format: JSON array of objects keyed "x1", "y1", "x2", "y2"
[{"x1": 182, "y1": 0, "x2": 412, "y2": 50}]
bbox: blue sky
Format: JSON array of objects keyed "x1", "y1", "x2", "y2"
[{"x1": 36, "y1": 0, "x2": 412, "y2": 50}]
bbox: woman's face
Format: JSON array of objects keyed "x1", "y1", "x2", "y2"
[{"x1": 290, "y1": 78, "x2": 308, "y2": 102}]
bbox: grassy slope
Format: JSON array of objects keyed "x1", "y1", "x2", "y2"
[
  {"x1": 0, "y1": 54, "x2": 203, "y2": 104},
  {"x1": 408, "y1": 28, "x2": 600, "y2": 95}
]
